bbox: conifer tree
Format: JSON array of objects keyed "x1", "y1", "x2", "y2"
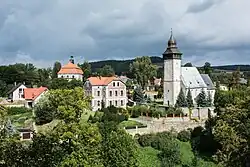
[
  {"x1": 207, "y1": 91, "x2": 212, "y2": 107},
  {"x1": 196, "y1": 89, "x2": 207, "y2": 107},
  {"x1": 175, "y1": 88, "x2": 188, "y2": 107},
  {"x1": 186, "y1": 88, "x2": 194, "y2": 108}
]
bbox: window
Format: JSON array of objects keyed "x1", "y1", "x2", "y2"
[
  {"x1": 97, "y1": 91, "x2": 100, "y2": 96},
  {"x1": 113, "y1": 82, "x2": 115, "y2": 87},
  {"x1": 109, "y1": 91, "x2": 112, "y2": 97},
  {"x1": 109, "y1": 101, "x2": 112, "y2": 106},
  {"x1": 117, "y1": 82, "x2": 120, "y2": 86},
  {"x1": 72, "y1": 75, "x2": 75, "y2": 79},
  {"x1": 115, "y1": 100, "x2": 118, "y2": 106},
  {"x1": 67, "y1": 75, "x2": 69, "y2": 78},
  {"x1": 97, "y1": 101, "x2": 100, "y2": 106},
  {"x1": 115, "y1": 91, "x2": 118, "y2": 96},
  {"x1": 121, "y1": 90, "x2": 124, "y2": 96},
  {"x1": 121, "y1": 100, "x2": 124, "y2": 106},
  {"x1": 19, "y1": 88, "x2": 22, "y2": 93}
]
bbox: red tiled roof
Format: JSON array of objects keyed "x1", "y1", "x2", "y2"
[
  {"x1": 57, "y1": 62, "x2": 83, "y2": 75},
  {"x1": 87, "y1": 76, "x2": 117, "y2": 86},
  {"x1": 24, "y1": 87, "x2": 48, "y2": 101}
]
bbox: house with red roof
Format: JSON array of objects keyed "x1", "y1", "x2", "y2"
[
  {"x1": 7, "y1": 84, "x2": 48, "y2": 108},
  {"x1": 84, "y1": 76, "x2": 127, "y2": 111},
  {"x1": 57, "y1": 56, "x2": 83, "y2": 81},
  {"x1": 24, "y1": 87, "x2": 48, "y2": 108}
]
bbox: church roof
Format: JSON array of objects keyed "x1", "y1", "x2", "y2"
[
  {"x1": 181, "y1": 67, "x2": 207, "y2": 88},
  {"x1": 201, "y1": 74, "x2": 215, "y2": 89},
  {"x1": 58, "y1": 62, "x2": 83, "y2": 75}
]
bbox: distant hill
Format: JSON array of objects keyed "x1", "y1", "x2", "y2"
[
  {"x1": 89, "y1": 57, "x2": 250, "y2": 75},
  {"x1": 89, "y1": 56, "x2": 163, "y2": 75}
]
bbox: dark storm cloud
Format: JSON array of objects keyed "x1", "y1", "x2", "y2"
[{"x1": 0, "y1": 0, "x2": 249, "y2": 67}]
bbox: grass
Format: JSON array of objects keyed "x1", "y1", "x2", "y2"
[
  {"x1": 36, "y1": 119, "x2": 61, "y2": 134},
  {"x1": 119, "y1": 120, "x2": 143, "y2": 128},
  {"x1": 9, "y1": 111, "x2": 33, "y2": 128},
  {"x1": 137, "y1": 142, "x2": 218, "y2": 167},
  {"x1": 138, "y1": 147, "x2": 161, "y2": 167}
]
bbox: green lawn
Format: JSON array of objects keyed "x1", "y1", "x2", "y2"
[
  {"x1": 137, "y1": 142, "x2": 218, "y2": 167},
  {"x1": 9, "y1": 111, "x2": 33, "y2": 128},
  {"x1": 138, "y1": 147, "x2": 161, "y2": 167},
  {"x1": 119, "y1": 120, "x2": 143, "y2": 128}
]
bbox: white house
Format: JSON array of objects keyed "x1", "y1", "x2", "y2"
[
  {"x1": 163, "y1": 31, "x2": 215, "y2": 106},
  {"x1": 7, "y1": 83, "x2": 27, "y2": 101},
  {"x1": 24, "y1": 87, "x2": 48, "y2": 108},
  {"x1": 84, "y1": 76, "x2": 127, "y2": 111},
  {"x1": 57, "y1": 56, "x2": 83, "y2": 81}
]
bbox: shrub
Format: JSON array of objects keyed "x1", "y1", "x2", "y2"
[
  {"x1": 138, "y1": 134, "x2": 155, "y2": 147},
  {"x1": 177, "y1": 130, "x2": 191, "y2": 142},
  {"x1": 6, "y1": 107, "x2": 31, "y2": 115}
]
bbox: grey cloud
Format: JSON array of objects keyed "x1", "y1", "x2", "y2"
[{"x1": 0, "y1": 0, "x2": 249, "y2": 67}]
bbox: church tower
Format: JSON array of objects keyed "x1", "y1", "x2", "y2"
[{"x1": 163, "y1": 30, "x2": 182, "y2": 106}]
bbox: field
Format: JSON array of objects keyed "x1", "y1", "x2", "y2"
[{"x1": 138, "y1": 141, "x2": 218, "y2": 167}]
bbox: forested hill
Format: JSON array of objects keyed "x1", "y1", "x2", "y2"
[
  {"x1": 89, "y1": 56, "x2": 250, "y2": 75},
  {"x1": 89, "y1": 56, "x2": 163, "y2": 75}
]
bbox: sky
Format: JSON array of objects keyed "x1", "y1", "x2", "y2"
[{"x1": 0, "y1": 0, "x2": 250, "y2": 68}]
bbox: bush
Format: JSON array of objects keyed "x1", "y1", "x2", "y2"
[
  {"x1": 177, "y1": 130, "x2": 191, "y2": 142},
  {"x1": 138, "y1": 134, "x2": 155, "y2": 147},
  {"x1": 6, "y1": 107, "x2": 31, "y2": 115}
]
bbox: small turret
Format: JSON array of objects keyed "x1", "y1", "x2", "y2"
[{"x1": 69, "y1": 55, "x2": 74, "y2": 64}]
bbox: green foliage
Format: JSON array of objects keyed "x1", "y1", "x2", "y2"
[
  {"x1": 207, "y1": 91, "x2": 212, "y2": 107},
  {"x1": 79, "y1": 61, "x2": 92, "y2": 81},
  {"x1": 133, "y1": 86, "x2": 145, "y2": 103},
  {"x1": 97, "y1": 65, "x2": 115, "y2": 77},
  {"x1": 35, "y1": 87, "x2": 91, "y2": 125},
  {"x1": 177, "y1": 130, "x2": 191, "y2": 142},
  {"x1": 6, "y1": 107, "x2": 32, "y2": 115},
  {"x1": 196, "y1": 89, "x2": 207, "y2": 107},
  {"x1": 184, "y1": 62, "x2": 193, "y2": 67},
  {"x1": 138, "y1": 147, "x2": 161, "y2": 167},
  {"x1": 48, "y1": 78, "x2": 83, "y2": 90},
  {"x1": 52, "y1": 61, "x2": 61, "y2": 79},
  {"x1": 175, "y1": 88, "x2": 188, "y2": 107},
  {"x1": 186, "y1": 88, "x2": 194, "y2": 108},
  {"x1": 203, "y1": 62, "x2": 212, "y2": 77},
  {"x1": 34, "y1": 97, "x2": 55, "y2": 125},
  {"x1": 130, "y1": 56, "x2": 157, "y2": 90}
]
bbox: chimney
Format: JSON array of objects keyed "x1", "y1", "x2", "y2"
[
  {"x1": 23, "y1": 81, "x2": 25, "y2": 85},
  {"x1": 14, "y1": 82, "x2": 16, "y2": 86}
]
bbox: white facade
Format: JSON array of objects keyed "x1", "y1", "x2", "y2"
[
  {"x1": 58, "y1": 73, "x2": 83, "y2": 81},
  {"x1": 8, "y1": 84, "x2": 27, "y2": 101},
  {"x1": 164, "y1": 59, "x2": 181, "y2": 106},
  {"x1": 85, "y1": 78, "x2": 127, "y2": 111}
]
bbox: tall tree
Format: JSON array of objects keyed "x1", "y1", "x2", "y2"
[
  {"x1": 52, "y1": 61, "x2": 61, "y2": 79},
  {"x1": 133, "y1": 86, "x2": 145, "y2": 103},
  {"x1": 184, "y1": 62, "x2": 193, "y2": 67},
  {"x1": 98, "y1": 65, "x2": 115, "y2": 77},
  {"x1": 196, "y1": 89, "x2": 207, "y2": 107},
  {"x1": 186, "y1": 88, "x2": 194, "y2": 108},
  {"x1": 207, "y1": 91, "x2": 212, "y2": 107},
  {"x1": 79, "y1": 61, "x2": 92, "y2": 81},
  {"x1": 203, "y1": 62, "x2": 212, "y2": 77},
  {"x1": 231, "y1": 67, "x2": 241, "y2": 89},
  {"x1": 175, "y1": 88, "x2": 188, "y2": 107},
  {"x1": 130, "y1": 56, "x2": 157, "y2": 90}
]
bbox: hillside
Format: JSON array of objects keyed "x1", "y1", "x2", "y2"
[{"x1": 89, "y1": 56, "x2": 250, "y2": 75}]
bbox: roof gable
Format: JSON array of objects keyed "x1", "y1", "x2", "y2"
[
  {"x1": 24, "y1": 87, "x2": 48, "y2": 101},
  {"x1": 7, "y1": 83, "x2": 26, "y2": 95},
  {"x1": 181, "y1": 67, "x2": 207, "y2": 88}
]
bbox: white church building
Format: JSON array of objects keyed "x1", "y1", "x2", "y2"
[{"x1": 163, "y1": 31, "x2": 215, "y2": 107}]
